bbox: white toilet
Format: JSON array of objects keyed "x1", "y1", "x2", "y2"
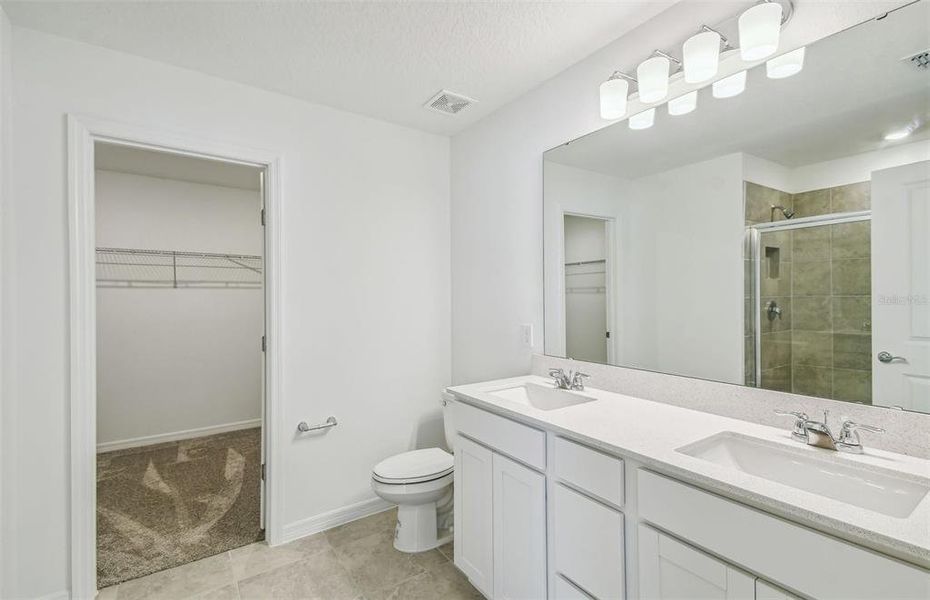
[{"x1": 371, "y1": 392, "x2": 456, "y2": 553}]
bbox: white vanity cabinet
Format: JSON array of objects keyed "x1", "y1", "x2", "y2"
[
  {"x1": 453, "y1": 434, "x2": 494, "y2": 597},
  {"x1": 453, "y1": 401, "x2": 548, "y2": 600},
  {"x1": 638, "y1": 524, "x2": 754, "y2": 600},
  {"x1": 492, "y1": 452, "x2": 547, "y2": 600},
  {"x1": 449, "y1": 395, "x2": 930, "y2": 600}
]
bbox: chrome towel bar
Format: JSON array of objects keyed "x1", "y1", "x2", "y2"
[{"x1": 297, "y1": 416, "x2": 338, "y2": 433}]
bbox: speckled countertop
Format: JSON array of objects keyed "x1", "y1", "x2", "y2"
[{"x1": 447, "y1": 375, "x2": 930, "y2": 570}]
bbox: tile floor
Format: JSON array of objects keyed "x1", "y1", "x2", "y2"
[{"x1": 98, "y1": 508, "x2": 480, "y2": 600}]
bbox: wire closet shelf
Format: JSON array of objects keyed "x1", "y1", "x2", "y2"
[{"x1": 96, "y1": 247, "x2": 263, "y2": 288}]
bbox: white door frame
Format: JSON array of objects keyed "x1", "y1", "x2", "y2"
[{"x1": 67, "y1": 114, "x2": 285, "y2": 599}]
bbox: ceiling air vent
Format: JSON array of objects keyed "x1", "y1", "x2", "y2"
[
  {"x1": 425, "y1": 90, "x2": 476, "y2": 115},
  {"x1": 904, "y1": 49, "x2": 929, "y2": 70}
]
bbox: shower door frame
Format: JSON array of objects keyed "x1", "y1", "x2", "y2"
[
  {"x1": 748, "y1": 210, "x2": 871, "y2": 389},
  {"x1": 67, "y1": 115, "x2": 286, "y2": 599}
]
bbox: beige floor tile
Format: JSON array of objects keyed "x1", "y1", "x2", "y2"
[
  {"x1": 369, "y1": 562, "x2": 482, "y2": 600},
  {"x1": 230, "y1": 533, "x2": 332, "y2": 580},
  {"x1": 332, "y1": 529, "x2": 428, "y2": 597},
  {"x1": 97, "y1": 585, "x2": 120, "y2": 600},
  {"x1": 191, "y1": 584, "x2": 240, "y2": 600},
  {"x1": 238, "y1": 549, "x2": 360, "y2": 599},
  {"x1": 117, "y1": 552, "x2": 235, "y2": 600},
  {"x1": 325, "y1": 508, "x2": 397, "y2": 549},
  {"x1": 438, "y1": 541, "x2": 454, "y2": 563}
]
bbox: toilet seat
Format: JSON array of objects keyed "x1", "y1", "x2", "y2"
[{"x1": 372, "y1": 448, "x2": 453, "y2": 485}]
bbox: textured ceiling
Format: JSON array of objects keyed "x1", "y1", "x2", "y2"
[{"x1": 2, "y1": 0, "x2": 674, "y2": 135}]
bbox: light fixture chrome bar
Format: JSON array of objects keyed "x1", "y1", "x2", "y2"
[
  {"x1": 651, "y1": 49, "x2": 681, "y2": 66},
  {"x1": 607, "y1": 70, "x2": 637, "y2": 83},
  {"x1": 700, "y1": 24, "x2": 732, "y2": 50}
]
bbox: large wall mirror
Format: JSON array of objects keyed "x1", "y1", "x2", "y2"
[{"x1": 544, "y1": 1, "x2": 930, "y2": 413}]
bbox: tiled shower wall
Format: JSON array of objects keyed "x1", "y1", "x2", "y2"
[{"x1": 744, "y1": 181, "x2": 872, "y2": 404}]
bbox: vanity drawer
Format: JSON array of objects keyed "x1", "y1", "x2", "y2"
[
  {"x1": 553, "y1": 483, "x2": 625, "y2": 600},
  {"x1": 637, "y1": 469, "x2": 930, "y2": 600},
  {"x1": 453, "y1": 400, "x2": 546, "y2": 470},
  {"x1": 553, "y1": 436, "x2": 624, "y2": 507}
]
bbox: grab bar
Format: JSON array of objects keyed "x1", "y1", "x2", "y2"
[{"x1": 297, "y1": 416, "x2": 338, "y2": 433}]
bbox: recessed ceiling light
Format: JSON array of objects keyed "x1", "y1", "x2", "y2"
[{"x1": 883, "y1": 127, "x2": 913, "y2": 141}]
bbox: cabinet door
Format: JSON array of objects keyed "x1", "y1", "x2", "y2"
[
  {"x1": 492, "y1": 452, "x2": 547, "y2": 600},
  {"x1": 454, "y1": 434, "x2": 493, "y2": 597},
  {"x1": 638, "y1": 525, "x2": 754, "y2": 600},
  {"x1": 755, "y1": 580, "x2": 800, "y2": 600}
]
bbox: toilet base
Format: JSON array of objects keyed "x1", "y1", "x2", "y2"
[{"x1": 394, "y1": 502, "x2": 452, "y2": 552}]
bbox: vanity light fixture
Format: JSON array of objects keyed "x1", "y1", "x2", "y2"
[
  {"x1": 637, "y1": 51, "x2": 680, "y2": 103},
  {"x1": 629, "y1": 108, "x2": 656, "y2": 130},
  {"x1": 599, "y1": 72, "x2": 634, "y2": 120},
  {"x1": 712, "y1": 70, "x2": 747, "y2": 99},
  {"x1": 597, "y1": 0, "x2": 793, "y2": 121},
  {"x1": 668, "y1": 91, "x2": 698, "y2": 116},
  {"x1": 739, "y1": 1, "x2": 784, "y2": 61},
  {"x1": 766, "y1": 46, "x2": 806, "y2": 79},
  {"x1": 683, "y1": 27, "x2": 727, "y2": 83}
]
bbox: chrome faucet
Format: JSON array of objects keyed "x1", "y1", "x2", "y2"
[
  {"x1": 775, "y1": 409, "x2": 884, "y2": 453},
  {"x1": 549, "y1": 368, "x2": 590, "y2": 391}
]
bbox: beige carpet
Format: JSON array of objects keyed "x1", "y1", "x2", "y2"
[{"x1": 96, "y1": 427, "x2": 264, "y2": 588}]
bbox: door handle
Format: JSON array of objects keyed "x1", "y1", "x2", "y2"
[{"x1": 877, "y1": 351, "x2": 907, "y2": 364}]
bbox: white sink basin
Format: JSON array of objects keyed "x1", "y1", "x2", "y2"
[
  {"x1": 678, "y1": 432, "x2": 930, "y2": 518},
  {"x1": 489, "y1": 382, "x2": 596, "y2": 411}
]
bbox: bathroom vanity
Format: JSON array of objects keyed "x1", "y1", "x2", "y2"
[{"x1": 447, "y1": 376, "x2": 930, "y2": 600}]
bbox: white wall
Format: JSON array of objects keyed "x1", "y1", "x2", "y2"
[
  {"x1": 95, "y1": 170, "x2": 263, "y2": 448},
  {"x1": 2, "y1": 28, "x2": 450, "y2": 598},
  {"x1": 450, "y1": 1, "x2": 904, "y2": 385},
  {"x1": 631, "y1": 153, "x2": 745, "y2": 383}
]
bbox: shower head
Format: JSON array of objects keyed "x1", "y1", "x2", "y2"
[{"x1": 771, "y1": 205, "x2": 795, "y2": 220}]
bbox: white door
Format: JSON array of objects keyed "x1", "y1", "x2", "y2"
[
  {"x1": 638, "y1": 525, "x2": 754, "y2": 600},
  {"x1": 492, "y1": 452, "x2": 547, "y2": 600},
  {"x1": 872, "y1": 161, "x2": 930, "y2": 412},
  {"x1": 454, "y1": 434, "x2": 494, "y2": 597}
]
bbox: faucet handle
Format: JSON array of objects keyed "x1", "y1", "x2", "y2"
[
  {"x1": 774, "y1": 409, "x2": 809, "y2": 443},
  {"x1": 837, "y1": 419, "x2": 885, "y2": 454},
  {"x1": 549, "y1": 368, "x2": 565, "y2": 376},
  {"x1": 570, "y1": 371, "x2": 589, "y2": 390}
]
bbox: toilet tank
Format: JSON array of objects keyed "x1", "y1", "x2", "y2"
[{"x1": 441, "y1": 391, "x2": 456, "y2": 452}]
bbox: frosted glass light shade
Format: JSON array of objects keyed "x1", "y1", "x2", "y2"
[
  {"x1": 712, "y1": 70, "x2": 747, "y2": 98},
  {"x1": 668, "y1": 91, "x2": 698, "y2": 116},
  {"x1": 766, "y1": 47, "x2": 805, "y2": 79},
  {"x1": 637, "y1": 56, "x2": 670, "y2": 103},
  {"x1": 739, "y1": 2, "x2": 783, "y2": 61},
  {"x1": 683, "y1": 31, "x2": 721, "y2": 83},
  {"x1": 629, "y1": 108, "x2": 656, "y2": 130},
  {"x1": 599, "y1": 78, "x2": 629, "y2": 120}
]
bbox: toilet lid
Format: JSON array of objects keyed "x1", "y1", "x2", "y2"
[{"x1": 372, "y1": 448, "x2": 453, "y2": 484}]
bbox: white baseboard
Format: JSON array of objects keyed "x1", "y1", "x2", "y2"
[
  {"x1": 36, "y1": 591, "x2": 70, "y2": 600},
  {"x1": 96, "y1": 418, "x2": 261, "y2": 453},
  {"x1": 280, "y1": 497, "x2": 395, "y2": 545}
]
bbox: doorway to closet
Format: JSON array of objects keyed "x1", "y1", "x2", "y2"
[{"x1": 93, "y1": 142, "x2": 266, "y2": 588}]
